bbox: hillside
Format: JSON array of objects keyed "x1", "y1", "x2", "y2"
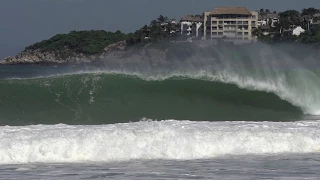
[{"x1": 0, "y1": 30, "x2": 128, "y2": 64}]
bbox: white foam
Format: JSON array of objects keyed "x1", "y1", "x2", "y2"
[{"x1": 0, "y1": 120, "x2": 320, "y2": 164}]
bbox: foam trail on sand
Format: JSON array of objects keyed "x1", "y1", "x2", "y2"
[{"x1": 0, "y1": 120, "x2": 320, "y2": 164}]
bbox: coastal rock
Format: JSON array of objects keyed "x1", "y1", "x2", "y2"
[
  {"x1": 0, "y1": 49, "x2": 99, "y2": 65},
  {"x1": 104, "y1": 41, "x2": 126, "y2": 52},
  {"x1": 1, "y1": 40, "x2": 174, "y2": 65}
]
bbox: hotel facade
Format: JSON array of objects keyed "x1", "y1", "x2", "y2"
[
  {"x1": 203, "y1": 7, "x2": 258, "y2": 40},
  {"x1": 180, "y1": 7, "x2": 258, "y2": 41}
]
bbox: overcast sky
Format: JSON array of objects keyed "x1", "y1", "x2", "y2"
[{"x1": 1, "y1": 0, "x2": 320, "y2": 59}]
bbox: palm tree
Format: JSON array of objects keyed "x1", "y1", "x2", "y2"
[
  {"x1": 142, "y1": 25, "x2": 148, "y2": 31},
  {"x1": 259, "y1": 8, "x2": 265, "y2": 15},
  {"x1": 301, "y1": 7, "x2": 320, "y2": 17},
  {"x1": 268, "y1": 18, "x2": 273, "y2": 27},
  {"x1": 157, "y1": 15, "x2": 169, "y2": 24},
  {"x1": 266, "y1": 9, "x2": 270, "y2": 15},
  {"x1": 279, "y1": 10, "x2": 301, "y2": 30},
  {"x1": 150, "y1": 20, "x2": 158, "y2": 26},
  {"x1": 166, "y1": 22, "x2": 173, "y2": 35}
]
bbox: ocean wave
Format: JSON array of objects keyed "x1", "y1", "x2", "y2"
[
  {"x1": 0, "y1": 72, "x2": 304, "y2": 125},
  {"x1": 0, "y1": 120, "x2": 320, "y2": 164}
]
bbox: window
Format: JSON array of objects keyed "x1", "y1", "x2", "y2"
[
  {"x1": 237, "y1": 32, "x2": 242, "y2": 36},
  {"x1": 219, "y1": 21, "x2": 223, "y2": 24},
  {"x1": 212, "y1": 26, "x2": 217, "y2": 30},
  {"x1": 237, "y1": 21, "x2": 242, "y2": 25},
  {"x1": 252, "y1": 15, "x2": 256, "y2": 19},
  {"x1": 212, "y1": 21, "x2": 217, "y2": 25},
  {"x1": 218, "y1": 32, "x2": 223, "y2": 36},
  {"x1": 244, "y1": 32, "x2": 249, "y2": 36},
  {"x1": 243, "y1": 21, "x2": 248, "y2": 25},
  {"x1": 252, "y1": 21, "x2": 256, "y2": 27}
]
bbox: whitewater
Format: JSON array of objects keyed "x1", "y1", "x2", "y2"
[{"x1": 0, "y1": 120, "x2": 320, "y2": 164}]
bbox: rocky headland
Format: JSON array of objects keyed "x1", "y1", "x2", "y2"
[{"x1": 0, "y1": 40, "x2": 170, "y2": 65}]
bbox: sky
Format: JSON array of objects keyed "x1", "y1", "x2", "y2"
[{"x1": 1, "y1": 0, "x2": 320, "y2": 59}]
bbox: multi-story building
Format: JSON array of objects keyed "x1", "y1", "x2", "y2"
[
  {"x1": 203, "y1": 7, "x2": 258, "y2": 40},
  {"x1": 180, "y1": 15, "x2": 203, "y2": 38}
]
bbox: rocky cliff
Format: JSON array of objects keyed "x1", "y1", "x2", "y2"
[{"x1": 0, "y1": 41, "x2": 170, "y2": 65}]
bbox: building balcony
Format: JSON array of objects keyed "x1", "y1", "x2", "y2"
[
  {"x1": 211, "y1": 15, "x2": 251, "y2": 20},
  {"x1": 224, "y1": 27, "x2": 237, "y2": 31},
  {"x1": 237, "y1": 28, "x2": 249, "y2": 31}
]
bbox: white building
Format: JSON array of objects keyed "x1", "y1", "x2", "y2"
[
  {"x1": 258, "y1": 13, "x2": 279, "y2": 27},
  {"x1": 292, "y1": 26, "x2": 305, "y2": 36},
  {"x1": 258, "y1": 19, "x2": 267, "y2": 26},
  {"x1": 180, "y1": 15, "x2": 203, "y2": 37}
]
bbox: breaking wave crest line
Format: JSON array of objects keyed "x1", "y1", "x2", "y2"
[{"x1": 4, "y1": 67, "x2": 320, "y2": 115}]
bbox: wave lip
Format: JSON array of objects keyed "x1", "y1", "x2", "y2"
[{"x1": 0, "y1": 120, "x2": 320, "y2": 164}]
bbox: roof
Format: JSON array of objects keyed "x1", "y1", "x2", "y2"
[
  {"x1": 258, "y1": 13, "x2": 279, "y2": 20},
  {"x1": 210, "y1": 7, "x2": 252, "y2": 15},
  {"x1": 181, "y1": 15, "x2": 203, "y2": 22},
  {"x1": 266, "y1": 13, "x2": 279, "y2": 19}
]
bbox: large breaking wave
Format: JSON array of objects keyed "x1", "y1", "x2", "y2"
[
  {"x1": 2, "y1": 42, "x2": 320, "y2": 125},
  {"x1": 0, "y1": 71, "x2": 311, "y2": 125}
]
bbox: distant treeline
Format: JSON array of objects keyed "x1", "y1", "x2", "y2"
[{"x1": 25, "y1": 30, "x2": 128, "y2": 55}]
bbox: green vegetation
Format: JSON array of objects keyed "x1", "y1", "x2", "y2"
[
  {"x1": 126, "y1": 15, "x2": 180, "y2": 46},
  {"x1": 254, "y1": 7, "x2": 320, "y2": 46},
  {"x1": 25, "y1": 30, "x2": 128, "y2": 55}
]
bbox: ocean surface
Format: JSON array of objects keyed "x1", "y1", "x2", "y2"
[{"x1": 1, "y1": 45, "x2": 320, "y2": 179}]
